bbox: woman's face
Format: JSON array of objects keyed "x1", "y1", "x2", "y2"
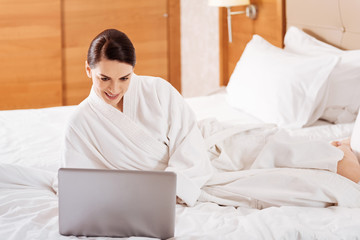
[{"x1": 86, "y1": 58, "x2": 133, "y2": 110}]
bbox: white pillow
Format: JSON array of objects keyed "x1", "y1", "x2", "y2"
[
  {"x1": 226, "y1": 34, "x2": 339, "y2": 128},
  {"x1": 284, "y1": 26, "x2": 360, "y2": 123}
]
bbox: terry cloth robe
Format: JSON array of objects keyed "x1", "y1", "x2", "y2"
[
  {"x1": 63, "y1": 74, "x2": 214, "y2": 206},
  {"x1": 63, "y1": 74, "x2": 360, "y2": 208}
]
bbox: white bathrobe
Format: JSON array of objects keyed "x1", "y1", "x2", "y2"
[
  {"x1": 63, "y1": 74, "x2": 213, "y2": 206},
  {"x1": 63, "y1": 74, "x2": 360, "y2": 208}
]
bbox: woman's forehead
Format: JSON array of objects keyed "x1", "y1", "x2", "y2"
[{"x1": 94, "y1": 59, "x2": 133, "y2": 77}]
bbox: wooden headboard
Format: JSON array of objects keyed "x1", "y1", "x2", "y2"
[
  {"x1": 286, "y1": 0, "x2": 360, "y2": 50},
  {"x1": 219, "y1": 0, "x2": 360, "y2": 86}
]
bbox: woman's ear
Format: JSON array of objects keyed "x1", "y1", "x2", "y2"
[{"x1": 85, "y1": 61, "x2": 92, "y2": 78}]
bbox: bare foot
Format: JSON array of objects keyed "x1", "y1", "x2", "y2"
[
  {"x1": 336, "y1": 143, "x2": 360, "y2": 183},
  {"x1": 331, "y1": 138, "x2": 351, "y2": 148}
]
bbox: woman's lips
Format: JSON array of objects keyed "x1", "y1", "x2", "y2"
[{"x1": 105, "y1": 92, "x2": 120, "y2": 100}]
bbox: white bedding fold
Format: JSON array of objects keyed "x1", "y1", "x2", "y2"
[
  {"x1": 198, "y1": 119, "x2": 360, "y2": 208},
  {"x1": 0, "y1": 164, "x2": 56, "y2": 192}
]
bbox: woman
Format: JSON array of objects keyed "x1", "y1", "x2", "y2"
[
  {"x1": 63, "y1": 29, "x2": 213, "y2": 206},
  {"x1": 63, "y1": 29, "x2": 360, "y2": 208}
]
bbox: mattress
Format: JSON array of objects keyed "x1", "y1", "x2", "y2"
[{"x1": 0, "y1": 93, "x2": 358, "y2": 239}]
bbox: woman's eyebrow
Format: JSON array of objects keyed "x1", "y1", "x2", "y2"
[
  {"x1": 120, "y1": 73, "x2": 131, "y2": 79},
  {"x1": 99, "y1": 73, "x2": 111, "y2": 79}
]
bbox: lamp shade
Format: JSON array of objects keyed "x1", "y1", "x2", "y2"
[{"x1": 208, "y1": 0, "x2": 250, "y2": 7}]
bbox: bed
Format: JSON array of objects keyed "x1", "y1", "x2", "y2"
[{"x1": 1, "y1": 0, "x2": 360, "y2": 239}]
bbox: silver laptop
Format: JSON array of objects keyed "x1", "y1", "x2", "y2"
[{"x1": 58, "y1": 168, "x2": 176, "y2": 239}]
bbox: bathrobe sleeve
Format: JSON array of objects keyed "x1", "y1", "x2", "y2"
[
  {"x1": 61, "y1": 103, "x2": 118, "y2": 170},
  {"x1": 156, "y1": 80, "x2": 214, "y2": 206}
]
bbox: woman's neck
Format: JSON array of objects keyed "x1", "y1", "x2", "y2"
[{"x1": 117, "y1": 97, "x2": 124, "y2": 112}]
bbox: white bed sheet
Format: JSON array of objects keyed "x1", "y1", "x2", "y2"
[
  {"x1": 0, "y1": 94, "x2": 358, "y2": 240},
  {"x1": 1, "y1": 180, "x2": 360, "y2": 240},
  {"x1": 0, "y1": 106, "x2": 77, "y2": 172}
]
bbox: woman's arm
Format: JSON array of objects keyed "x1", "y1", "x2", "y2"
[{"x1": 157, "y1": 80, "x2": 214, "y2": 206}]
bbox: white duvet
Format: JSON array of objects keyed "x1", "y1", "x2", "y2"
[
  {"x1": 1, "y1": 96, "x2": 360, "y2": 239},
  {"x1": 1, "y1": 164, "x2": 360, "y2": 239}
]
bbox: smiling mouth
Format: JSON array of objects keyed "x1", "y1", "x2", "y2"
[{"x1": 105, "y1": 92, "x2": 120, "y2": 100}]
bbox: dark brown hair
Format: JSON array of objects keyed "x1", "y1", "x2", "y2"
[{"x1": 87, "y1": 29, "x2": 136, "y2": 68}]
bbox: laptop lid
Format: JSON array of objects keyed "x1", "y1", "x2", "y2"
[{"x1": 58, "y1": 168, "x2": 176, "y2": 239}]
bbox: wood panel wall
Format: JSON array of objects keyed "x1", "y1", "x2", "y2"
[
  {"x1": 0, "y1": 0, "x2": 62, "y2": 109},
  {"x1": 167, "y1": 0, "x2": 181, "y2": 92},
  {"x1": 63, "y1": 0, "x2": 169, "y2": 105},
  {"x1": 0, "y1": 0, "x2": 180, "y2": 110},
  {"x1": 219, "y1": 0, "x2": 285, "y2": 86}
]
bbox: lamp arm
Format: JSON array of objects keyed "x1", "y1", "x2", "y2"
[
  {"x1": 230, "y1": 10, "x2": 246, "y2": 15},
  {"x1": 225, "y1": 4, "x2": 257, "y2": 43},
  {"x1": 227, "y1": 7, "x2": 233, "y2": 42}
]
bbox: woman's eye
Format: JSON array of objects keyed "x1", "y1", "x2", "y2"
[
  {"x1": 101, "y1": 77, "x2": 109, "y2": 81},
  {"x1": 120, "y1": 77, "x2": 129, "y2": 81}
]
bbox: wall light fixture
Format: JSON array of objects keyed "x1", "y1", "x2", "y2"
[{"x1": 209, "y1": 0, "x2": 257, "y2": 42}]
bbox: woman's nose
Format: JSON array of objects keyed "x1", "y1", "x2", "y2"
[{"x1": 109, "y1": 81, "x2": 120, "y2": 93}]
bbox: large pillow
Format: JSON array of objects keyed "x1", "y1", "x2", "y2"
[
  {"x1": 284, "y1": 26, "x2": 360, "y2": 123},
  {"x1": 226, "y1": 34, "x2": 339, "y2": 128}
]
